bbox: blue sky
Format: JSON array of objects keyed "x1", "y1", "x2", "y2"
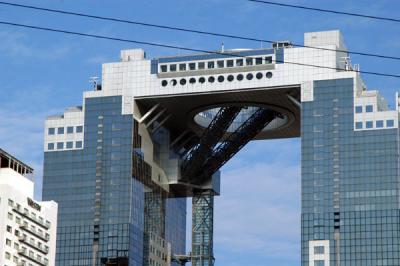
[{"x1": 1, "y1": 0, "x2": 400, "y2": 265}]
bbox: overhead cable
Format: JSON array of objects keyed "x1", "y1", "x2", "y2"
[
  {"x1": 0, "y1": 1, "x2": 399, "y2": 61},
  {"x1": 1, "y1": 20, "x2": 400, "y2": 79}
]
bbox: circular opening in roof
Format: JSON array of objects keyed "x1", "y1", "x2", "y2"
[{"x1": 193, "y1": 104, "x2": 289, "y2": 133}]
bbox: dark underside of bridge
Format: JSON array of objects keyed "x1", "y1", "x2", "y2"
[{"x1": 136, "y1": 84, "x2": 300, "y2": 185}]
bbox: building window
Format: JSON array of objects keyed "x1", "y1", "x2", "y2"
[
  {"x1": 227, "y1": 60, "x2": 234, "y2": 67},
  {"x1": 246, "y1": 73, "x2": 254, "y2": 80},
  {"x1": 208, "y1": 76, "x2": 215, "y2": 83},
  {"x1": 265, "y1": 56, "x2": 273, "y2": 64},
  {"x1": 6, "y1": 238, "x2": 11, "y2": 246},
  {"x1": 189, "y1": 63, "x2": 196, "y2": 70},
  {"x1": 199, "y1": 77, "x2": 206, "y2": 83},
  {"x1": 189, "y1": 78, "x2": 196, "y2": 84},
  {"x1": 179, "y1": 63, "x2": 186, "y2": 71},
  {"x1": 314, "y1": 246, "x2": 324, "y2": 254},
  {"x1": 76, "y1": 141, "x2": 83, "y2": 148},
  {"x1": 355, "y1": 106, "x2": 362, "y2": 113},
  {"x1": 387, "y1": 119, "x2": 395, "y2": 127},
  {"x1": 208, "y1": 61, "x2": 215, "y2": 69},
  {"x1": 180, "y1": 78, "x2": 186, "y2": 85},
  {"x1": 256, "y1": 72, "x2": 263, "y2": 79},
  {"x1": 6, "y1": 225, "x2": 12, "y2": 233},
  {"x1": 227, "y1": 75, "x2": 234, "y2": 82},
  {"x1": 255, "y1": 57, "x2": 263, "y2": 65},
  {"x1": 67, "y1": 126, "x2": 74, "y2": 134},
  {"x1": 266, "y1": 72, "x2": 273, "y2": 78},
  {"x1": 48, "y1": 128, "x2": 55, "y2": 135},
  {"x1": 218, "y1": 75, "x2": 224, "y2": 82},
  {"x1": 198, "y1": 62, "x2": 205, "y2": 70},
  {"x1": 237, "y1": 74, "x2": 244, "y2": 81},
  {"x1": 57, "y1": 127, "x2": 64, "y2": 134},
  {"x1": 76, "y1": 126, "x2": 83, "y2": 133},
  {"x1": 355, "y1": 122, "x2": 363, "y2": 129},
  {"x1": 169, "y1": 64, "x2": 177, "y2": 72},
  {"x1": 57, "y1": 142, "x2": 64, "y2": 150},
  {"x1": 161, "y1": 80, "x2": 168, "y2": 87},
  {"x1": 170, "y1": 79, "x2": 177, "y2": 86},
  {"x1": 217, "y1": 60, "x2": 224, "y2": 68},
  {"x1": 5, "y1": 251, "x2": 10, "y2": 260},
  {"x1": 314, "y1": 260, "x2": 324, "y2": 266},
  {"x1": 160, "y1": 65, "x2": 167, "y2": 73},
  {"x1": 48, "y1": 143, "x2": 54, "y2": 150},
  {"x1": 366, "y1": 121, "x2": 373, "y2": 128},
  {"x1": 7, "y1": 212, "x2": 12, "y2": 220},
  {"x1": 246, "y1": 58, "x2": 253, "y2": 66},
  {"x1": 8, "y1": 199, "x2": 13, "y2": 206},
  {"x1": 236, "y1": 59, "x2": 244, "y2": 66},
  {"x1": 365, "y1": 105, "x2": 373, "y2": 112},
  {"x1": 376, "y1": 120, "x2": 384, "y2": 128},
  {"x1": 66, "y1": 142, "x2": 73, "y2": 149}
]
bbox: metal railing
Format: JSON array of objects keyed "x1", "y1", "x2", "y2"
[
  {"x1": 20, "y1": 224, "x2": 50, "y2": 242},
  {"x1": 12, "y1": 205, "x2": 51, "y2": 229}
]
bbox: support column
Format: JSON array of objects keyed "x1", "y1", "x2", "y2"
[{"x1": 192, "y1": 190, "x2": 214, "y2": 266}]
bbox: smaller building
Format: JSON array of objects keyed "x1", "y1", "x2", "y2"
[{"x1": 0, "y1": 149, "x2": 57, "y2": 266}]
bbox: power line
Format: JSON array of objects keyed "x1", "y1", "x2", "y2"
[
  {"x1": 1, "y1": 20, "x2": 400, "y2": 79},
  {"x1": 248, "y1": 0, "x2": 400, "y2": 23},
  {"x1": 0, "y1": 1, "x2": 399, "y2": 62}
]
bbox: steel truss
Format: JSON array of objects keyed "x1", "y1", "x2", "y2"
[
  {"x1": 192, "y1": 190, "x2": 215, "y2": 266},
  {"x1": 199, "y1": 108, "x2": 277, "y2": 180},
  {"x1": 181, "y1": 106, "x2": 242, "y2": 182}
]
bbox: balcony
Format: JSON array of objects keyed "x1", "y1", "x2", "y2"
[
  {"x1": 18, "y1": 249, "x2": 48, "y2": 266},
  {"x1": 20, "y1": 224, "x2": 50, "y2": 242},
  {"x1": 19, "y1": 235, "x2": 49, "y2": 254},
  {"x1": 12, "y1": 206, "x2": 50, "y2": 229}
]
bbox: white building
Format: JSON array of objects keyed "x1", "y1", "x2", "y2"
[{"x1": 0, "y1": 149, "x2": 57, "y2": 266}]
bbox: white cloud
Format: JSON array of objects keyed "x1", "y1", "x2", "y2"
[
  {"x1": 212, "y1": 140, "x2": 301, "y2": 262},
  {"x1": 0, "y1": 103, "x2": 61, "y2": 200},
  {"x1": 0, "y1": 30, "x2": 71, "y2": 61}
]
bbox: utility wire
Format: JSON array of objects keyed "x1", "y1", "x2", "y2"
[
  {"x1": 1, "y1": 20, "x2": 400, "y2": 79},
  {"x1": 248, "y1": 0, "x2": 400, "y2": 23},
  {"x1": 0, "y1": 1, "x2": 399, "y2": 61}
]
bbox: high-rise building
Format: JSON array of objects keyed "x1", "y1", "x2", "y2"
[
  {"x1": 0, "y1": 149, "x2": 58, "y2": 266},
  {"x1": 42, "y1": 30, "x2": 400, "y2": 266}
]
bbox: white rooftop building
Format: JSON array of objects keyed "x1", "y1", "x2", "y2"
[{"x1": 0, "y1": 149, "x2": 57, "y2": 266}]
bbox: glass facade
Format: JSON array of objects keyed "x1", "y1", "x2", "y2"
[
  {"x1": 302, "y1": 78, "x2": 400, "y2": 265},
  {"x1": 43, "y1": 96, "x2": 186, "y2": 266}
]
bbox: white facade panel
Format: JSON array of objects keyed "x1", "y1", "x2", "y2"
[{"x1": 0, "y1": 169, "x2": 57, "y2": 266}]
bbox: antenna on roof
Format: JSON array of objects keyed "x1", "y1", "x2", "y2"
[
  {"x1": 221, "y1": 42, "x2": 225, "y2": 53},
  {"x1": 89, "y1": 77, "x2": 101, "y2": 91}
]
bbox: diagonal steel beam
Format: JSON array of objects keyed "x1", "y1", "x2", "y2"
[
  {"x1": 197, "y1": 108, "x2": 277, "y2": 182},
  {"x1": 181, "y1": 106, "x2": 241, "y2": 181}
]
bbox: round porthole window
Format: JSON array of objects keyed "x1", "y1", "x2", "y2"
[
  {"x1": 199, "y1": 77, "x2": 206, "y2": 83},
  {"x1": 266, "y1": 72, "x2": 273, "y2": 78},
  {"x1": 237, "y1": 74, "x2": 244, "y2": 81},
  {"x1": 161, "y1": 80, "x2": 168, "y2": 87},
  {"x1": 189, "y1": 78, "x2": 196, "y2": 84},
  {"x1": 208, "y1": 76, "x2": 215, "y2": 83},
  {"x1": 180, "y1": 78, "x2": 187, "y2": 85},
  {"x1": 246, "y1": 73, "x2": 253, "y2": 80},
  {"x1": 256, "y1": 72, "x2": 263, "y2": 80},
  {"x1": 227, "y1": 75, "x2": 234, "y2": 82},
  {"x1": 218, "y1": 75, "x2": 225, "y2": 82},
  {"x1": 170, "y1": 79, "x2": 177, "y2": 86}
]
